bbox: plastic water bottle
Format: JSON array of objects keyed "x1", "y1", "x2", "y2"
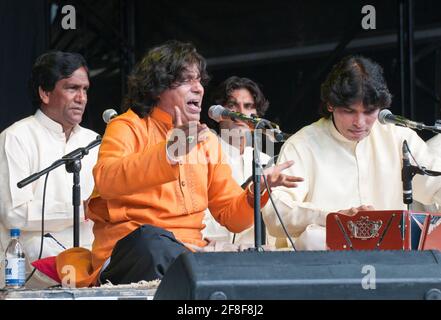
[{"x1": 4, "y1": 229, "x2": 26, "y2": 289}]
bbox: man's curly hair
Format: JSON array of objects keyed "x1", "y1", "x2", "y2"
[
  {"x1": 212, "y1": 76, "x2": 269, "y2": 117},
  {"x1": 320, "y1": 55, "x2": 392, "y2": 118},
  {"x1": 123, "y1": 40, "x2": 209, "y2": 118}
]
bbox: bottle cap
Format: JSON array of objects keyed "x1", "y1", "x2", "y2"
[{"x1": 10, "y1": 229, "x2": 20, "y2": 237}]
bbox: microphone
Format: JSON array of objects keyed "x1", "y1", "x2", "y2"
[
  {"x1": 402, "y1": 140, "x2": 413, "y2": 205},
  {"x1": 378, "y1": 109, "x2": 425, "y2": 130},
  {"x1": 208, "y1": 105, "x2": 277, "y2": 127},
  {"x1": 102, "y1": 109, "x2": 118, "y2": 124},
  {"x1": 264, "y1": 127, "x2": 291, "y2": 142},
  {"x1": 208, "y1": 105, "x2": 289, "y2": 142}
]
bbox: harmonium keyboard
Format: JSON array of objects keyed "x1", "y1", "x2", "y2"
[{"x1": 326, "y1": 210, "x2": 441, "y2": 251}]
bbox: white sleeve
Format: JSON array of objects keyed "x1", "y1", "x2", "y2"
[
  {"x1": 406, "y1": 130, "x2": 441, "y2": 206},
  {"x1": 0, "y1": 133, "x2": 75, "y2": 231},
  {"x1": 262, "y1": 139, "x2": 329, "y2": 238}
]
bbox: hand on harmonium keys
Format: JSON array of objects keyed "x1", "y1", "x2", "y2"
[{"x1": 337, "y1": 205, "x2": 375, "y2": 216}]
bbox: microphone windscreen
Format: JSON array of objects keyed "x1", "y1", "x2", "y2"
[
  {"x1": 378, "y1": 109, "x2": 392, "y2": 125},
  {"x1": 102, "y1": 109, "x2": 118, "y2": 124},
  {"x1": 208, "y1": 105, "x2": 225, "y2": 122}
]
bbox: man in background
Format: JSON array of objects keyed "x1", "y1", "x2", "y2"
[
  {"x1": 203, "y1": 76, "x2": 274, "y2": 246},
  {"x1": 0, "y1": 51, "x2": 98, "y2": 288}
]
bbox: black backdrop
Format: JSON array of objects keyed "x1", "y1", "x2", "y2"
[
  {"x1": 1, "y1": 0, "x2": 441, "y2": 141},
  {"x1": 0, "y1": 0, "x2": 48, "y2": 132}
]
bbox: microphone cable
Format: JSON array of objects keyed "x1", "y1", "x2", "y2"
[
  {"x1": 404, "y1": 141, "x2": 441, "y2": 177},
  {"x1": 253, "y1": 119, "x2": 297, "y2": 251},
  {"x1": 25, "y1": 172, "x2": 50, "y2": 285}
]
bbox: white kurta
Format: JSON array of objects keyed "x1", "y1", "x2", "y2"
[
  {"x1": 0, "y1": 110, "x2": 98, "y2": 287},
  {"x1": 413, "y1": 134, "x2": 441, "y2": 213},
  {"x1": 262, "y1": 118, "x2": 441, "y2": 250},
  {"x1": 202, "y1": 137, "x2": 272, "y2": 244}
]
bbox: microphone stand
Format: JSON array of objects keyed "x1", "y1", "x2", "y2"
[
  {"x1": 17, "y1": 135, "x2": 102, "y2": 247},
  {"x1": 401, "y1": 139, "x2": 441, "y2": 249},
  {"x1": 419, "y1": 121, "x2": 441, "y2": 134},
  {"x1": 251, "y1": 118, "x2": 286, "y2": 251},
  {"x1": 252, "y1": 141, "x2": 263, "y2": 251},
  {"x1": 404, "y1": 119, "x2": 441, "y2": 134},
  {"x1": 402, "y1": 138, "x2": 441, "y2": 207}
]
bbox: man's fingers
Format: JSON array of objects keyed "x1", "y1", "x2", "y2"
[
  {"x1": 359, "y1": 205, "x2": 375, "y2": 211},
  {"x1": 284, "y1": 175, "x2": 304, "y2": 182},
  {"x1": 337, "y1": 207, "x2": 360, "y2": 216},
  {"x1": 197, "y1": 132, "x2": 209, "y2": 143},
  {"x1": 270, "y1": 176, "x2": 303, "y2": 188},
  {"x1": 197, "y1": 123, "x2": 208, "y2": 130},
  {"x1": 275, "y1": 160, "x2": 295, "y2": 172},
  {"x1": 281, "y1": 181, "x2": 299, "y2": 188},
  {"x1": 195, "y1": 124, "x2": 209, "y2": 142},
  {"x1": 197, "y1": 123, "x2": 209, "y2": 134},
  {"x1": 174, "y1": 106, "x2": 183, "y2": 127}
]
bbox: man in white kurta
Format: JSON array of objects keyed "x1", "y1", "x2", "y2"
[
  {"x1": 262, "y1": 118, "x2": 441, "y2": 249},
  {"x1": 262, "y1": 55, "x2": 441, "y2": 250},
  {"x1": 0, "y1": 51, "x2": 98, "y2": 288},
  {"x1": 413, "y1": 133, "x2": 441, "y2": 213},
  {"x1": 202, "y1": 136, "x2": 271, "y2": 244},
  {"x1": 428, "y1": 134, "x2": 441, "y2": 151},
  {"x1": 202, "y1": 76, "x2": 274, "y2": 246}
]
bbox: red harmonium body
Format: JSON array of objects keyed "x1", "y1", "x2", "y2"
[{"x1": 326, "y1": 210, "x2": 441, "y2": 251}]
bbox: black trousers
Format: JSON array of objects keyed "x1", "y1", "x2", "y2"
[{"x1": 99, "y1": 224, "x2": 190, "y2": 285}]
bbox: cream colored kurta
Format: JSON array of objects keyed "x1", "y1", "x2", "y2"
[
  {"x1": 202, "y1": 137, "x2": 272, "y2": 244},
  {"x1": 413, "y1": 133, "x2": 441, "y2": 213},
  {"x1": 427, "y1": 134, "x2": 441, "y2": 150},
  {"x1": 0, "y1": 110, "x2": 98, "y2": 287},
  {"x1": 262, "y1": 118, "x2": 441, "y2": 250}
]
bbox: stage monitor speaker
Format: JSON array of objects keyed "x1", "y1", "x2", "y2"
[{"x1": 154, "y1": 250, "x2": 441, "y2": 300}]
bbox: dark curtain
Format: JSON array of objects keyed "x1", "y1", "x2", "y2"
[{"x1": 0, "y1": 0, "x2": 48, "y2": 132}]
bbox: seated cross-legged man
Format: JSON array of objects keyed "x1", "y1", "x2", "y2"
[{"x1": 59, "y1": 40, "x2": 303, "y2": 286}]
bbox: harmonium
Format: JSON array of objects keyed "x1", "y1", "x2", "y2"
[{"x1": 326, "y1": 210, "x2": 441, "y2": 251}]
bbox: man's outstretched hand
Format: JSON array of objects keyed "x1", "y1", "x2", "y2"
[{"x1": 254, "y1": 160, "x2": 304, "y2": 193}]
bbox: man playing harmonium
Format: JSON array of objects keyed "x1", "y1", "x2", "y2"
[{"x1": 262, "y1": 55, "x2": 441, "y2": 250}]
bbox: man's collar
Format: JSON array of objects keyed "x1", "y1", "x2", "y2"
[
  {"x1": 326, "y1": 116, "x2": 359, "y2": 146},
  {"x1": 151, "y1": 107, "x2": 173, "y2": 128},
  {"x1": 35, "y1": 109, "x2": 80, "y2": 135}
]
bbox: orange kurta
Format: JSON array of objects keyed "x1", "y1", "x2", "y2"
[{"x1": 87, "y1": 107, "x2": 267, "y2": 281}]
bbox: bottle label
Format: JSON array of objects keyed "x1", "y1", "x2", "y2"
[{"x1": 5, "y1": 258, "x2": 26, "y2": 286}]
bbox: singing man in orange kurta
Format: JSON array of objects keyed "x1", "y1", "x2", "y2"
[{"x1": 87, "y1": 40, "x2": 303, "y2": 285}]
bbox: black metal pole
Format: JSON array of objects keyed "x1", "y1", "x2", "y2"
[
  {"x1": 120, "y1": 0, "x2": 136, "y2": 100},
  {"x1": 73, "y1": 172, "x2": 81, "y2": 247},
  {"x1": 407, "y1": 0, "x2": 415, "y2": 120},
  {"x1": 398, "y1": 0, "x2": 415, "y2": 119},
  {"x1": 260, "y1": 216, "x2": 266, "y2": 245},
  {"x1": 67, "y1": 160, "x2": 82, "y2": 247},
  {"x1": 398, "y1": 0, "x2": 407, "y2": 117},
  {"x1": 252, "y1": 142, "x2": 263, "y2": 250}
]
